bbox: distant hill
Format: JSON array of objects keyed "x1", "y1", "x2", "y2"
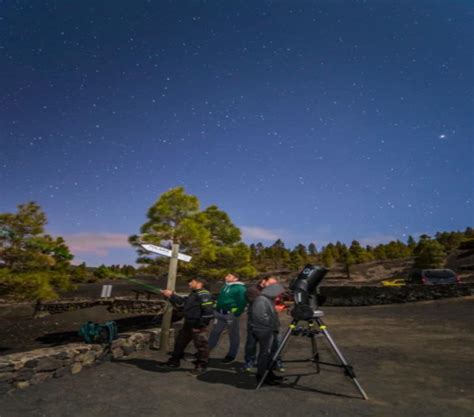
[{"x1": 262, "y1": 247, "x2": 474, "y2": 286}]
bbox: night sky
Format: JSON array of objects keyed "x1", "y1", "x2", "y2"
[{"x1": 1, "y1": 1, "x2": 473, "y2": 266}]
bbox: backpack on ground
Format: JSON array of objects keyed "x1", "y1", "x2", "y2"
[{"x1": 79, "y1": 320, "x2": 118, "y2": 344}]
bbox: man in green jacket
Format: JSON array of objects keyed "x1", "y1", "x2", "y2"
[{"x1": 208, "y1": 273, "x2": 247, "y2": 364}]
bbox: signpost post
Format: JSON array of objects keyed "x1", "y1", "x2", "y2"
[{"x1": 140, "y1": 243, "x2": 192, "y2": 353}]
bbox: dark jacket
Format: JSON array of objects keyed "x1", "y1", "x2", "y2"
[
  {"x1": 250, "y1": 284, "x2": 285, "y2": 333},
  {"x1": 169, "y1": 289, "x2": 214, "y2": 329},
  {"x1": 246, "y1": 283, "x2": 264, "y2": 321}
]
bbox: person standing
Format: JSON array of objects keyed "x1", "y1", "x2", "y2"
[
  {"x1": 251, "y1": 282, "x2": 286, "y2": 385},
  {"x1": 244, "y1": 276, "x2": 278, "y2": 371},
  {"x1": 160, "y1": 277, "x2": 214, "y2": 374},
  {"x1": 208, "y1": 273, "x2": 247, "y2": 364}
]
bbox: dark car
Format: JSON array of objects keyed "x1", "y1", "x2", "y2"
[{"x1": 408, "y1": 269, "x2": 460, "y2": 285}]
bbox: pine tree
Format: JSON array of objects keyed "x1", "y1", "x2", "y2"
[
  {"x1": 414, "y1": 239, "x2": 445, "y2": 269},
  {"x1": 130, "y1": 187, "x2": 255, "y2": 279},
  {"x1": 308, "y1": 242, "x2": 318, "y2": 256},
  {"x1": 321, "y1": 247, "x2": 334, "y2": 267},
  {"x1": 0, "y1": 202, "x2": 73, "y2": 299}
]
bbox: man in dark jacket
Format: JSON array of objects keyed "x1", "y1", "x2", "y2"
[
  {"x1": 244, "y1": 276, "x2": 278, "y2": 371},
  {"x1": 161, "y1": 277, "x2": 214, "y2": 373},
  {"x1": 251, "y1": 282, "x2": 286, "y2": 385}
]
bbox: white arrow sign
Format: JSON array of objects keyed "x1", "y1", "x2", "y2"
[{"x1": 141, "y1": 243, "x2": 192, "y2": 263}]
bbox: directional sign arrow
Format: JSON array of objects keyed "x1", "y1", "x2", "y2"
[{"x1": 140, "y1": 243, "x2": 192, "y2": 262}]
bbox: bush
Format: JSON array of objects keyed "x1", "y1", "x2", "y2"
[{"x1": 0, "y1": 269, "x2": 74, "y2": 301}]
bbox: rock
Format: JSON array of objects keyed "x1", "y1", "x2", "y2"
[
  {"x1": 71, "y1": 363, "x2": 82, "y2": 374},
  {"x1": 53, "y1": 367, "x2": 68, "y2": 378},
  {"x1": 111, "y1": 348, "x2": 124, "y2": 359},
  {"x1": 0, "y1": 382, "x2": 11, "y2": 395},
  {"x1": 91, "y1": 344, "x2": 104, "y2": 352},
  {"x1": 36, "y1": 357, "x2": 62, "y2": 372},
  {"x1": 17, "y1": 368, "x2": 35, "y2": 381},
  {"x1": 15, "y1": 381, "x2": 30, "y2": 389},
  {"x1": 0, "y1": 372, "x2": 15, "y2": 383},
  {"x1": 122, "y1": 345, "x2": 135, "y2": 355},
  {"x1": 0, "y1": 363, "x2": 15, "y2": 372},
  {"x1": 31, "y1": 372, "x2": 52, "y2": 385},
  {"x1": 82, "y1": 351, "x2": 96, "y2": 366},
  {"x1": 24, "y1": 359, "x2": 39, "y2": 368},
  {"x1": 54, "y1": 351, "x2": 73, "y2": 360}
]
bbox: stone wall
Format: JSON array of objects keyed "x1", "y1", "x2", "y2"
[
  {"x1": 108, "y1": 299, "x2": 167, "y2": 314},
  {"x1": 321, "y1": 283, "x2": 474, "y2": 306},
  {"x1": 34, "y1": 298, "x2": 166, "y2": 316},
  {"x1": 0, "y1": 328, "x2": 172, "y2": 393}
]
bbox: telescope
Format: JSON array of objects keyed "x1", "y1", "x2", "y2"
[
  {"x1": 257, "y1": 264, "x2": 369, "y2": 400},
  {"x1": 289, "y1": 264, "x2": 328, "y2": 321}
]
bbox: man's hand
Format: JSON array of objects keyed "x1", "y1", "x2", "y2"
[{"x1": 161, "y1": 289, "x2": 174, "y2": 298}]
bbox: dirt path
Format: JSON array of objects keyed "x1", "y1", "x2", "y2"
[{"x1": 1, "y1": 297, "x2": 473, "y2": 417}]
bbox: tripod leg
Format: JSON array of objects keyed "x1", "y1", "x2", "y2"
[
  {"x1": 256, "y1": 322, "x2": 294, "y2": 390},
  {"x1": 310, "y1": 333, "x2": 321, "y2": 373},
  {"x1": 315, "y1": 318, "x2": 369, "y2": 400}
]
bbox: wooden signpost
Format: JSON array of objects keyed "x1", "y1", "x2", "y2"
[{"x1": 140, "y1": 243, "x2": 192, "y2": 352}]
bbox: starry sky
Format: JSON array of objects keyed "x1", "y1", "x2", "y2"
[{"x1": 1, "y1": 1, "x2": 473, "y2": 266}]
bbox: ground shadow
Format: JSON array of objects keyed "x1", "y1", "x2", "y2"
[
  {"x1": 36, "y1": 331, "x2": 82, "y2": 346},
  {"x1": 279, "y1": 375, "x2": 362, "y2": 399},
  {"x1": 197, "y1": 369, "x2": 256, "y2": 390},
  {"x1": 0, "y1": 347, "x2": 11, "y2": 353},
  {"x1": 114, "y1": 357, "x2": 190, "y2": 374}
]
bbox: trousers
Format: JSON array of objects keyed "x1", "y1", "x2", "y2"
[
  {"x1": 252, "y1": 329, "x2": 279, "y2": 377},
  {"x1": 171, "y1": 322, "x2": 209, "y2": 366},
  {"x1": 208, "y1": 310, "x2": 241, "y2": 358},
  {"x1": 245, "y1": 324, "x2": 281, "y2": 363}
]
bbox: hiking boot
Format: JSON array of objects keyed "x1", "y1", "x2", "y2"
[
  {"x1": 190, "y1": 366, "x2": 207, "y2": 376},
  {"x1": 221, "y1": 356, "x2": 236, "y2": 364},
  {"x1": 268, "y1": 371, "x2": 283, "y2": 382},
  {"x1": 243, "y1": 360, "x2": 254, "y2": 372},
  {"x1": 273, "y1": 359, "x2": 285, "y2": 372},
  {"x1": 256, "y1": 374, "x2": 281, "y2": 386},
  {"x1": 163, "y1": 358, "x2": 180, "y2": 368}
]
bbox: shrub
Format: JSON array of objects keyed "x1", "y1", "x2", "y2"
[{"x1": 0, "y1": 269, "x2": 73, "y2": 301}]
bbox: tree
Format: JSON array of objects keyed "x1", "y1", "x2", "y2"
[
  {"x1": 320, "y1": 246, "x2": 334, "y2": 267},
  {"x1": 129, "y1": 187, "x2": 213, "y2": 265},
  {"x1": 192, "y1": 205, "x2": 255, "y2": 279},
  {"x1": 349, "y1": 240, "x2": 366, "y2": 263},
  {"x1": 435, "y1": 231, "x2": 464, "y2": 253},
  {"x1": 407, "y1": 235, "x2": 416, "y2": 253},
  {"x1": 265, "y1": 239, "x2": 290, "y2": 270},
  {"x1": 344, "y1": 253, "x2": 355, "y2": 279},
  {"x1": 413, "y1": 239, "x2": 445, "y2": 269},
  {"x1": 0, "y1": 202, "x2": 74, "y2": 300},
  {"x1": 293, "y1": 244, "x2": 309, "y2": 264},
  {"x1": 384, "y1": 240, "x2": 410, "y2": 259},
  {"x1": 71, "y1": 262, "x2": 90, "y2": 283},
  {"x1": 308, "y1": 242, "x2": 318, "y2": 256},
  {"x1": 131, "y1": 187, "x2": 255, "y2": 279}
]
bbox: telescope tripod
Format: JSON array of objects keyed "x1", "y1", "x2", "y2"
[{"x1": 256, "y1": 311, "x2": 369, "y2": 400}]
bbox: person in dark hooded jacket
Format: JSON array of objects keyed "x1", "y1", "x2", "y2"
[
  {"x1": 250, "y1": 282, "x2": 286, "y2": 385},
  {"x1": 161, "y1": 277, "x2": 214, "y2": 374}
]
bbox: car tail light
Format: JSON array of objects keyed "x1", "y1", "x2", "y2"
[
  {"x1": 421, "y1": 277, "x2": 427, "y2": 284},
  {"x1": 456, "y1": 275, "x2": 461, "y2": 284}
]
